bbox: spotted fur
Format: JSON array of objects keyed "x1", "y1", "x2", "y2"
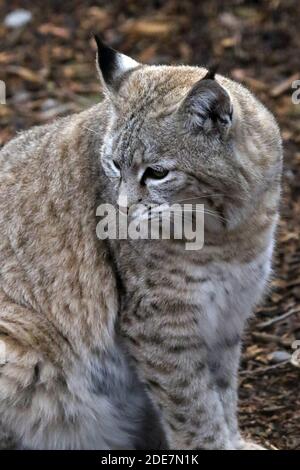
[
  {"x1": 98, "y1": 42, "x2": 282, "y2": 449},
  {"x1": 0, "y1": 39, "x2": 282, "y2": 449}
]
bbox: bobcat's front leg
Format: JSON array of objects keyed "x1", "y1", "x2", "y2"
[
  {"x1": 121, "y1": 308, "x2": 233, "y2": 449},
  {"x1": 210, "y1": 340, "x2": 266, "y2": 450},
  {"x1": 208, "y1": 340, "x2": 241, "y2": 447}
]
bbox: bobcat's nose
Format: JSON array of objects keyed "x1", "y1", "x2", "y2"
[
  {"x1": 118, "y1": 198, "x2": 143, "y2": 215},
  {"x1": 117, "y1": 182, "x2": 143, "y2": 214}
]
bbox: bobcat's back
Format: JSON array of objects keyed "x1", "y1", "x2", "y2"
[{"x1": 0, "y1": 106, "x2": 165, "y2": 449}]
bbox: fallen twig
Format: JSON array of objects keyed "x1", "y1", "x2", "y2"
[
  {"x1": 257, "y1": 308, "x2": 300, "y2": 330},
  {"x1": 251, "y1": 331, "x2": 290, "y2": 346},
  {"x1": 240, "y1": 360, "x2": 290, "y2": 376},
  {"x1": 270, "y1": 73, "x2": 300, "y2": 97}
]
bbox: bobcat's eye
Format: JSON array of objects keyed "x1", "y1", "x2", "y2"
[{"x1": 142, "y1": 167, "x2": 169, "y2": 182}]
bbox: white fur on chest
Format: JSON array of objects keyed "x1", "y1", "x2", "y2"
[{"x1": 185, "y1": 244, "x2": 273, "y2": 343}]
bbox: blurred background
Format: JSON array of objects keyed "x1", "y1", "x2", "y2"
[{"x1": 0, "y1": 0, "x2": 299, "y2": 450}]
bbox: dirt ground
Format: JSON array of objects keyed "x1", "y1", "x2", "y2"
[{"x1": 0, "y1": 0, "x2": 299, "y2": 450}]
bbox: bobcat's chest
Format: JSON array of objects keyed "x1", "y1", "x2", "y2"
[{"x1": 180, "y1": 248, "x2": 272, "y2": 342}]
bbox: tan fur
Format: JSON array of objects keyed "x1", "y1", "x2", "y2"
[
  {"x1": 99, "y1": 60, "x2": 282, "y2": 449},
  {"x1": 0, "y1": 42, "x2": 282, "y2": 449}
]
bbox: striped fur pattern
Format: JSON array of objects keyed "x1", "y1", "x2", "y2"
[
  {"x1": 0, "y1": 40, "x2": 282, "y2": 449},
  {"x1": 0, "y1": 110, "x2": 165, "y2": 449},
  {"x1": 99, "y1": 47, "x2": 282, "y2": 449}
]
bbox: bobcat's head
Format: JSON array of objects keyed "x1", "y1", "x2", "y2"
[{"x1": 96, "y1": 36, "x2": 282, "y2": 236}]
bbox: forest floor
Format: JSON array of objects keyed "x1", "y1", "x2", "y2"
[{"x1": 0, "y1": 0, "x2": 299, "y2": 450}]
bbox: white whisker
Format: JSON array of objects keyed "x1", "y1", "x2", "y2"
[
  {"x1": 82, "y1": 125, "x2": 98, "y2": 135},
  {"x1": 173, "y1": 194, "x2": 225, "y2": 204}
]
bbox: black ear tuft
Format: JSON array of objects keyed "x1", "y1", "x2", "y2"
[
  {"x1": 94, "y1": 34, "x2": 118, "y2": 86},
  {"x1": 201, "y1": 64, "x2": 219, "y2": 81},
  {"x1": 94, "y1": 34, "x2": 139, "y2": 91}
]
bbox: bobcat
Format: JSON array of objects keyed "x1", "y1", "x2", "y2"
[{"x1": 0, "y1": 36, "x2": 282, "y2": 449}]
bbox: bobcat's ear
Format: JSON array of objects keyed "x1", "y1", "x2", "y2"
[
  {"x1": 179, "y1": 70, "x2": 233, "y2": 137},
  {"x1": 94, "y1": 35, "x2": 140, "y2": 91}
]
